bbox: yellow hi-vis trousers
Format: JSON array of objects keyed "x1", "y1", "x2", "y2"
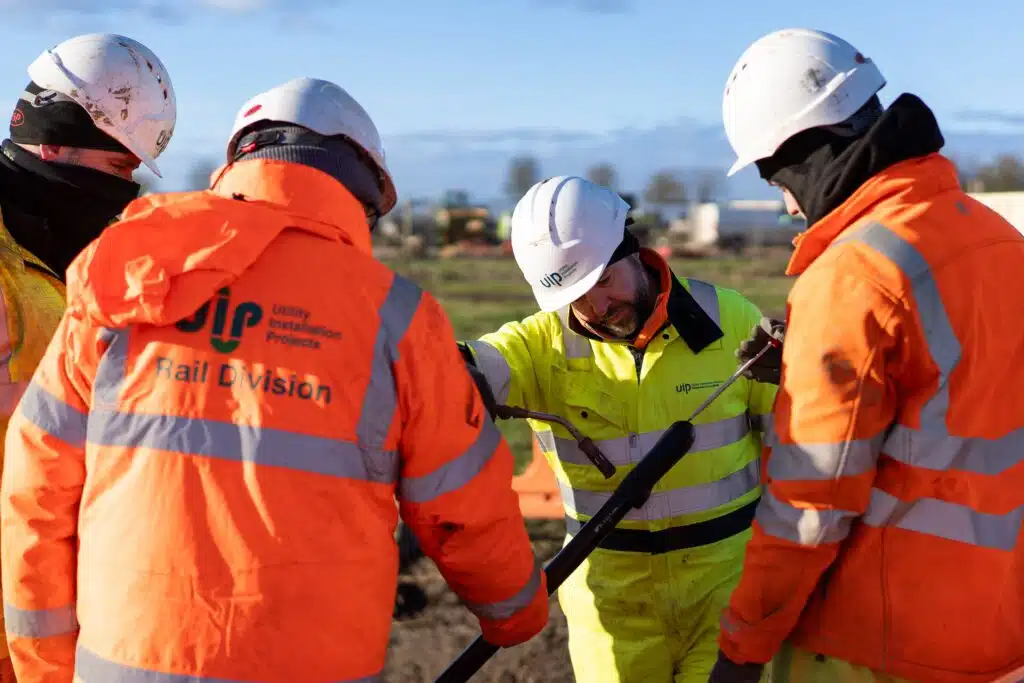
[
  {"x1": 769, "y1": 642, "x2": 915, "y2": 683},
  {"x1": 557, "y1": 530, "x2": 770, "y2": 683}
]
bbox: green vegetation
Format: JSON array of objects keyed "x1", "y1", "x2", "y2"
[{"x1": 380, "y1": 249, "x2": 794, "y2": 471}]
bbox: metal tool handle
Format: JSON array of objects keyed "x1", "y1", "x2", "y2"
[
  {"x1": 433, "y1": 421, "x2": 697, "y2": 683},
  {"x1": 494, "y1": 405, "x2": 617, "y2": 478},
  {"x1": 686, "y1": 337, "x2": 780, "y2": 422}
]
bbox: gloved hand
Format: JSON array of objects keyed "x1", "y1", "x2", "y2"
[
  {"x1": 458, "y1": 342, "x2": 498, "y2": 420},
  {"x1": 735, "y1": 316, "x2": 785, "y2": 385},
  {"x1": 708, "y1": 650, "x2": 765, "y2": 683}
]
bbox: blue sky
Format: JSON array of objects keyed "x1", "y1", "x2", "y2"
[{"x1": 2, "y1": 0, "x2": 1023, "y2": 191}]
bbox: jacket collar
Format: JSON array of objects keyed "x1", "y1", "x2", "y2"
[
  {"x1": 786, "y1": 153, "x2": 959, "y2": 276},
  {"x1": 210, "y1": 159, "x2": 373, "y2": 255},
  {"x1": 567, "y1": 247, "x2": 723, "y2": 353}
]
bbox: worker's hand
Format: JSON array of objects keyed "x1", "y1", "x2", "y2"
[
  {"x1": 458, "y1": 342, "x2": 498, "y2": 421},
  {"x1": 708, "y1": 650, "x2": 764, "y2": 683},
  {"x1": 735, "y1": 316, "x2": 784, "y2": 385}
]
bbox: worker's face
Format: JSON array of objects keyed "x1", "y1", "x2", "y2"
[
  {"x1": 571, "y1": 254, "x2": 654, "y2": 340},
  {"x1": 37, "y1": 144, "x2": 141, "y2": 180}
]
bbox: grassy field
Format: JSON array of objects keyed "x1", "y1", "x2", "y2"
[{"x1": 379, "y1": 247, "x2": 795, "y2": 470}]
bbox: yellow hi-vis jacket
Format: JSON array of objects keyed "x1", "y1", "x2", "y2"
[
  {"x1": 468, "y1": 249, "x2": 777, "y2": 547},
  {"x1": 0, "y1": 208, "x2": 66, "y2": 663}
]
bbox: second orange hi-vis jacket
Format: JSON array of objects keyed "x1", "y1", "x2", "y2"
[
  {"x1": 0, "y1": 158, "x2": 549, "y2": 682},
  {"x1": 718, "y1": 153, "x2": 1024, "y2": 682}
]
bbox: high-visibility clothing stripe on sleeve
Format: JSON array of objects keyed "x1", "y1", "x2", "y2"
[
  {"x1": 17, "y1": 381, "x2": 88, "y2": 448},
  {"x1": 3, "y1": 603, "x2": 77, "y2": 638},
  {"x1": 463, "y1": 558, "x2": 544, "y2": 621},
  {"x1": 466, "y1": 340, "x2": 512, "y2": 405},
  {"x1": 755, "y1": 487, "x2": 858, "y2": 546},
  {"x1": 766, "y1": 434, "x2": 886, "y2": 481},
  {"x1": 399, "y1": 417, "x2": 502, "y2": 503}
]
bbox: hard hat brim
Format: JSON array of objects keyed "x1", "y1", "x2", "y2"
[{"x1": 531, "y1": 261, "x2": 607, "y2": 314}]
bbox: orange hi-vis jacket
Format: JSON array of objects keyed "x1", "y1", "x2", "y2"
[
  {"x1": 0, "y1": 159, "x2": 549, "y2": 682},
  {"x1": 718, "y1": 153, "x2": 1024, "y2": 682}
]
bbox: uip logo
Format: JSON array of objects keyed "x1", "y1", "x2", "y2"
[
  {"x1": 538, "y1": 261, "x2": 580, "y2": 289},
  {"x1": 176, "y1": 287, "x2": 263, "y2": 353}
]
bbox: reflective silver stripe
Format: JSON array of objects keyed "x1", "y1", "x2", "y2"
[
  {"x1": 686, "y1": 278, "x2": 721, "y2": 327},
  {"x1": 466, "y1": 340, "x2": 512, "y2": 405},
  {"x1": 357, "y1": 275, "x2": 422, "y2": 449},
  {"x1": 4, "y1": 602, "x2": 78, "y2": 638},
  {"x1": 861, "y1": 489, "x2": 1024, "y2": 552},
  {"x1": 17, "y1": 381, "x2": 88, "y2": 448},
  {"x1": 883, "y1": 424, "x2": 1024, "y2": 476},
  {"x1": 464, "y1": 557, "x2": 543, "y2": 621},
  {"x1": 754, "y1": 487, "x2": 855, "y2": 545},
  {"x1": 399, "y1": 417, "x2": 501, "y2": 503},
  {"x1": 75, "y1": 642, "x2": 383, "y2": 682},
  {"x1": 561, "y1": 458, "x2": 759, "y2": 521},
  {"x1": 550, "y1": 412, "x2": 754, "y2": 467},
  {"x1": 753, "y1": 412, "x2": 777, "y2": 447},
  {"x1": 836, "y1": 222, "x2": 1017, "y2": 547},
  {"x1": 839, "y1": 221, "x2": 957, "y2": 457},
  {"x1": 555, "y1": 307, "x2": 592, "y2": 359},
  {"x1": 535, "y1": 429, "x2": 556, "y2": 453},
  {"x1": 88, "y1": 408, "x2": 399, "y2": 482},
  {"x1": 94, "y1": 327, "x2": 128, "y2": 407},
  {"x1": 84, "y1": 280, "x2": 425, "y2": 486},
  {"x1": 767, "y1": 433, "x2": 886, "y2": 481}
]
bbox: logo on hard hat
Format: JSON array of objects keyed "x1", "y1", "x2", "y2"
[{"x1": 538, "y1": 262, "x2": 580, "y2": 289}]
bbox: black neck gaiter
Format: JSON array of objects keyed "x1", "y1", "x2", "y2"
[
  {"x1": 0, "y1": 139, "x2": 140, "y2": 277},
  {"x1": 755, "y1": 93, "x2": 946, "y2": 226}
]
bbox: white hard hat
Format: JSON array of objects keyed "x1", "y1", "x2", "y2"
[
  {"x1": 510, "y1": 176, "x2": 630, "y2": 313},
  {"x1": 722, "y1": 28, "x2": 886, "y2": 177},
  {"x1": 228, "y1": 77, "x2": 396, "y2": 215},
  {"x1": 27, "y1": 33, "x2": 176, "y2": 177}
]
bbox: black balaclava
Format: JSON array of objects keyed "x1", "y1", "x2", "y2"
[
  {"x1": 755, "y1": 93, "x2": 946, "y2": 226},
  {"x1": 229, "y1": 124, "x2": 385, "y2": 230},
  {"x1": 0, "y1": 81, "x2": 142, "y2": 277}
]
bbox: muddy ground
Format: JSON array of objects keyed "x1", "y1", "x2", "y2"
[{"x1": 383, "y1": 521, "x2": 574, "y2": 683}]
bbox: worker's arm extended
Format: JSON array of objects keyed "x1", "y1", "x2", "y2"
[
  {"x1": 393, "y1": 281, "x2": 548, "y2": 647},
  {"x1": 718, "y1": 254, "x2": 902, "y2": 664},
  {"x1": 458, "y1": 314, "x2": 553, "y2": 413},
  {"x1": 1, "y1": 310, "x2": 101, "y2": 683}
]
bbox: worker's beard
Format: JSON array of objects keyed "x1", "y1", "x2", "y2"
[{"x1": 587, "y1": 267, "x2": 656, "y2": 342}]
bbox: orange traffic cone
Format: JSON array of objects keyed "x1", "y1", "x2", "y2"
[{"x1": 512, "y1": 437, "x2": 564, "y2": 519}]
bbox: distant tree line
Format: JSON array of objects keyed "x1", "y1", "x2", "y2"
[
  {"x1": 502, "y1": 154, "x2": 720, "y2": 209},
  {"x1": 956, "y1": 154, "x2": 1024, "y2": 192},
  {"x1": 156, "y1": 152, "x2": 1024, "y2": 203}
]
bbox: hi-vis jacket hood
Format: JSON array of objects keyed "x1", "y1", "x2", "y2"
[{"x1": 64, "y1": 159, "x2": 372, "y2": 329}]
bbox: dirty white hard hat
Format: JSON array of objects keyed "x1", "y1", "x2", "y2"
[
  {"x1": 722, "y1": 28, "x2": 886, "y2": 177},
  {"x1": 511, "y1": 176, "x2": 630, "y2": 313},
  {"x1": 227, "y1": 77, "x2": 396, "y2": 215},
  {"x1": 27, "y1": 33, "x2": 177, "y2": 177}
]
